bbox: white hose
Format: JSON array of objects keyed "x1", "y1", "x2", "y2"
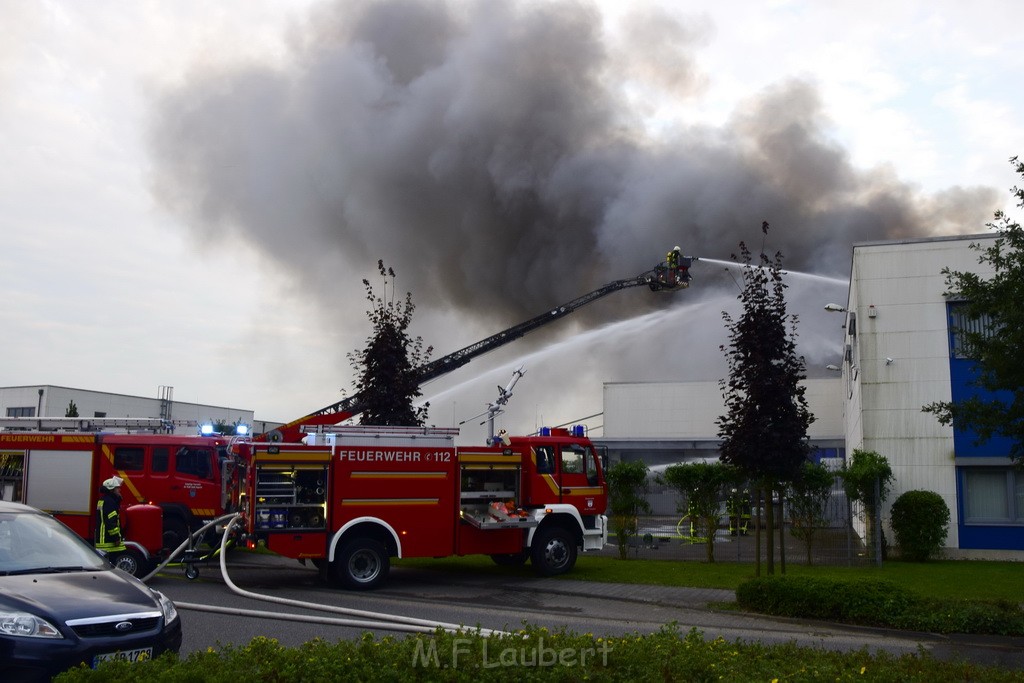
[
  {"x1": 170, "y1": 601, "x2": 442, "y2": 634},
  {"x1": 214, "y1": 515, "x2": 507, "y2": 636},
  {"x1": 140, "y1": 512, "x2": 239, "y2": 583},
  {"x1": 145, "y1": 513, "x2": 507, "y2": 636}
]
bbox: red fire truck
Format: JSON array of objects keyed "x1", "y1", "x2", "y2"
[
  {"x1": 0, "y1": 422, "x2": 246, "y2": 572},
  {"x1": 237, "y1": 424, "x2": 607, "y2": 589}
]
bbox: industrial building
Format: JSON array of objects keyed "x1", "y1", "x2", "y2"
[
  {"x1": 0, "y1": 385, "x2": 261, "y2": 434},
  {"x1": 597, "y1": 379, "x2": 844, "y2": 516}
]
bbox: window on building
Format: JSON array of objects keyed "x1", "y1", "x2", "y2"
[
  {"x1": 949, "y1": 303, "x2": 999, "y2": 359},
  {"x1": 113, "y1": 447, "x2": 145, "y2": 471},
  {"x1": 5, "y1": 407, "x2": 34, "y2": 418},
  {"x1": 961, "y1": 468, "x2": 1024, "y2": 524},
  {"x1": 94, "y1": 411, "x2": 107, "y2": 418}
]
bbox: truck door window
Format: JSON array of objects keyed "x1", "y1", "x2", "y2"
[
  {"x1": 175, "y1": 447, "x2": 213, "y2": 480},
  {"x1": 585, "y1": 448, "x2": 599, "y2": 485},
  {"x1": 152, "y1": 447, "x2": 169, "y2": 473},
  {"x1": 534, "y1": 446, "x2": 554, "y2": 473},
  {"x1": 113, "y1": 447, "x2": 145, "y2": 471},
  {"x1": 560, "y1": 445, "x2": 585, "y2": 474}
]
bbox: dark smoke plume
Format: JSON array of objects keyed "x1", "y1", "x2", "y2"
[{"x1": 147, "y1": 0, "x2": 1000, "y2": 421}]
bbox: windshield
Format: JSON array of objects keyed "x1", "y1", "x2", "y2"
[{"x1": 0, "y1": 511, "x2": 108, "y2": 575}]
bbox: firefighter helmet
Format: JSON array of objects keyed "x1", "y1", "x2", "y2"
[{"x1": 102, "y1": 476, "x2": 124, "y2": 490}]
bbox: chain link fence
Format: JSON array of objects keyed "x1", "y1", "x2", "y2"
[{"x1": 605, "y1": 472, "x2": 887, "y2": 566}]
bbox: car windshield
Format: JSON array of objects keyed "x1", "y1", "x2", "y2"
[{"x1": 0, "y1": 511, "x2": 108, "y2": 575}]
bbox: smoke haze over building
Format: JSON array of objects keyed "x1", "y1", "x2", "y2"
[
  {"x1": 4, "y1": 1, "x2": 1018, "y2": 435},
  {"x1": 148, "y1": 0, "x2": 997, "y2": 327}
]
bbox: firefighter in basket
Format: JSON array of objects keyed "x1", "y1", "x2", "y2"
[
  {"x1": 652, "y1": 245, "x2": 692, "y2": 290},
  {"x1": 95, "y1": 476, "x2": 127, "y2": 557}
]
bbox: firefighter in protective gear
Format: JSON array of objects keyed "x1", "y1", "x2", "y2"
[
  {"x1": 96, "y1": 476, "x2": 127, "y2": 554},
  {"x1": 666, "y1": 246, "x2": 681, "y2": 268}
]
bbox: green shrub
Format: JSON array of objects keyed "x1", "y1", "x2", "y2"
[
  {"x1": 736, "y1": 577, "x2": 914, "y2": 626},
  {"x1": 737, "y1": 576, "x2": 1024, "y2": 636},
  {"x1": 896, "y1": 598, "x2": 1024, "y2": 636},
  {"x1": 889, "y1": 490, "x2": 950, "y2": 562},
  {"x1": 54, "y1": 624, "x2": 1023, "y2": 682}
]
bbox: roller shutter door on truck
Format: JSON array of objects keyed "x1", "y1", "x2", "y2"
[{"x1": 24, "y1": 450, "x2": 94, "y2": 514}]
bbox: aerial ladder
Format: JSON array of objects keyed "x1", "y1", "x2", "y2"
[{"x1": 260, "y1": 254, "x2": 696, "y2": 442}]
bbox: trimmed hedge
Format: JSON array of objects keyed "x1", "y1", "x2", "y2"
[
  {"x1": 737, "y1": 576, "x2": 1024, "y2": 636},
  {"x1": 55, "y1": 624, "x2": 1022, "y2": 682}
]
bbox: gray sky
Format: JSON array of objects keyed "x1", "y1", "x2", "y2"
[{"x1": 3, "y1": 0, "x2": 1022, "y2": 442}]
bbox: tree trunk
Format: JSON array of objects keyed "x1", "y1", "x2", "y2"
[
  {"x1": 778, "y1": 487, "x2": 786, "y2": 575},
  {"x1": 765, "y1": 484, "x2": 775, "y2": 575},
  {"x1": 705, "y1": 515, "x2": 715, "y2": 563},
  {"x1": 754, "y1": 489, "x2": 762, "y2": 577}
]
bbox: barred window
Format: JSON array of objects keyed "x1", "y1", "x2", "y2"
[{"x1": 949, "y1": 303, "x2": 997, "y2": 359}]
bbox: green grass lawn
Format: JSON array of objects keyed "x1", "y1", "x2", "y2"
[{"x1": 393, "y1": 554, "x2": 1022, "y2": 603}]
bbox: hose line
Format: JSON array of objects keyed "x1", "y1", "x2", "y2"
[{"x1": 146, "y1": 513, "x2": 507, "y2": 636}]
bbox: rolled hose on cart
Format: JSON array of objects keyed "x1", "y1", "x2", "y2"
[{"x1": 142, "y1": 514, "x2": 507, "y2": 636}]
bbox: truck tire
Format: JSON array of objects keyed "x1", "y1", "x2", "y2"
[
  {"x1": 490, "y1": 550, "x2": 529, "y2": 566},
  {"x1": 113, "y1": 548, "x2": 149, "y2": 577},
  {"x1": 163, "y1": 518, "x2": 189, "y2": 553},
  {"x1": 333, "y1": 538, "x2": 390, "y2": 590},
  {"x1": 531, "y1": 526, "x2": 577, "y2": 576}
]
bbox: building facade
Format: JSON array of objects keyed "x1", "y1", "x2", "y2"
[{"x1": 840, "y1": 234, "x2": 1022, "y2": 558}]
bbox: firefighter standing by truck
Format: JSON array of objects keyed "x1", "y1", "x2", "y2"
[{"x1": 95, "y1": 476, "x2": 127, "y2": 558}]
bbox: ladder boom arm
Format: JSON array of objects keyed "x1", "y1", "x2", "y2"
[{"x1": 261, "y1": 269, "x2": 674, "y2": 441}]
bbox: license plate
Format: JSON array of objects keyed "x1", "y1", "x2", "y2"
[{"x1": 93, "y1": 647, "x2": 153, "y2": 666}]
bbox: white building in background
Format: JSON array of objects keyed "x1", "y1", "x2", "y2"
[
  {"x1": 839, "y1": 234, "x2": 1022, "y2": 558},
  {"x1": 0, "y1": 385, "x2": 262, "y2": 434},
  {"x1": 596, "y1": 379, "x2": 845, "y2": 515}
]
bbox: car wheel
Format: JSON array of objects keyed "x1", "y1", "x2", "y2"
[{"x1": 333, "y1": 538, "x2": 389, "y2": 590}]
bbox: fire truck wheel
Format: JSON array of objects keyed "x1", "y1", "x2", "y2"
[
  {"x1": 163, "y1": 518, "x2": 189, "y2": 553},
  {"x1": 113, "y1": 549, "x2": 148, "y2": 577},
  {"x1": 334, "y1": 538, "x2": 390, "y2": 590},
  {"x1": 490, "y1": 550, "x2": 529, "y2": 566},
  {"x1": 531, "y1": 526, "x2": 577, "y2": 576}
]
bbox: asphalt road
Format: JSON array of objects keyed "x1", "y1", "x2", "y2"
[{"x1": 143, "y1": 551, "x2": 1024, "y2": 671}]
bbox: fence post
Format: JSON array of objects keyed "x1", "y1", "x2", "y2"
[{"x1": 873, "y1": 476, "x2": 882, "y2": 567}]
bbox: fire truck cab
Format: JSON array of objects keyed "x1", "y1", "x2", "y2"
[{"x1": 241, "y1": 425, "x2": 608, "y2": 589}]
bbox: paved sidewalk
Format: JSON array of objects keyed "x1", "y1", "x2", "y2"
[{"x1": 507, "y1": 576, "x2": 735, "y2": 608}]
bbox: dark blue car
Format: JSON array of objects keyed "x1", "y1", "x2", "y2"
[{"x1": 0, "y1": 500, "x2": 182, "y2": 681}]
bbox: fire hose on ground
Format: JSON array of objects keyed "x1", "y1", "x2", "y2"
[{"x1": 140, "y1": 513, "x2": 508, "y2": 636}]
